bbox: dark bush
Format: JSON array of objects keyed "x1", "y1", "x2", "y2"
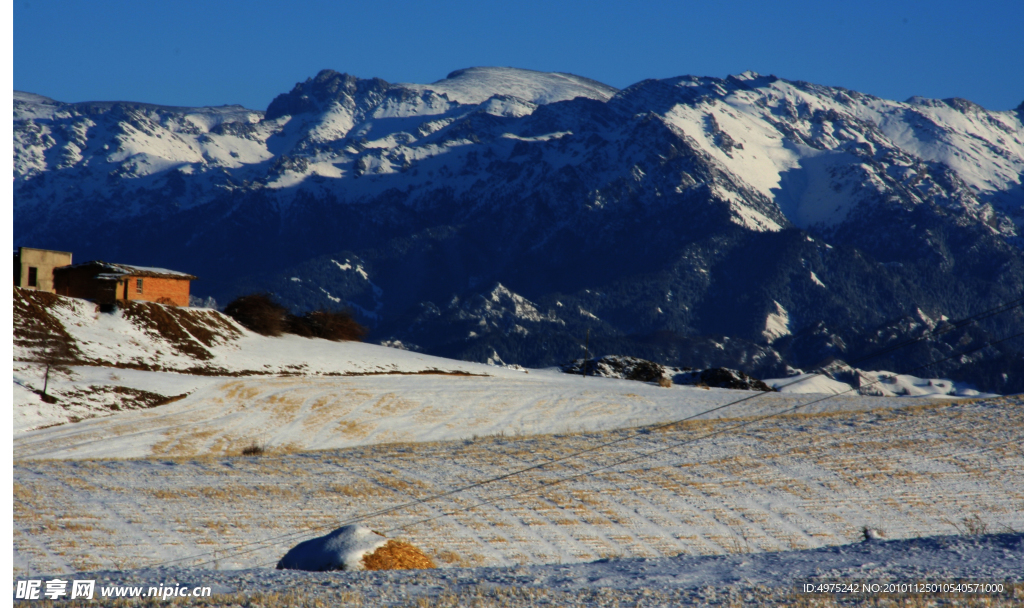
[
  {"x1": 224, "y1": 294, "x2": 368, "y2": 341},
  {"x1": 241, "y1": 441, "x2": 265, "y2": 456},
  {"x1": 286, "y1": 312, "x2": 317, "y2": 338},
  {"x1": 699, "y1": 368, "x2": 774, "y2": 392},
  {"x1": 289, "y1": 309, "x2": 368, "y2": 342},
  {"x1": 224, "y1": 293, "x2": 289, "y2": 336}
]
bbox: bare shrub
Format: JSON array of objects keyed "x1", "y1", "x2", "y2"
[
  {"x1": 241, "y1": 441, "x2": 265, "y2": 456},
  {"x1": 862, "y1": 527, "x2": 885, "y2": 541},
  {"x1": 289, "y1": 309, "x2": 368, "y2": 342},
  {"x1": 658, "y1": 376, "x2": 672, "y2": 388},
  {"x1": 224, "y1": 294, "x2": 288, "y2": 336},
  {"x1": 943, "y1": 514, "x2": 989, "y2": 535},
  {"x1": 26, "y1": 326, "x2": 74, "y2": 403},
  {"x1": 962, "y1": 514, "x2": 988, "y2": 535},
  {"x1": 223, "y1": 294, "x2": 367, "y2": 341}
]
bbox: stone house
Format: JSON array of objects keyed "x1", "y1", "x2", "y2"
[{"x1": 14, "y1": 247, "x2": 73, "y2": 293}]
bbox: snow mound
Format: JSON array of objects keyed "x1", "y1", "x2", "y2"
[
  {"x1": 277, "y1": 526, "x2": 435, "y2": 572},
  {"x1": 767, "y1": 372, "x2": 854, "y2": 394},
  {"x1": 277, "y1": 526, "x2": 387, "y2": 572},
  {"x1": 765, "y1": 366, "x2": 998, "y2": 398},
  {"x1": 404, "y1": 66, "x2": 619, "y2": 106}
]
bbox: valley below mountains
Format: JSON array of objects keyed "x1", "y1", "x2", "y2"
[{"x1": 13, "y1": 67, "x2": 1024, "y2": 392}]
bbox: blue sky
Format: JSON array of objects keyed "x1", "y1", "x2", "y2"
[{"x1": 13, "y1": 0, "x2": 1024, "y2": 111}]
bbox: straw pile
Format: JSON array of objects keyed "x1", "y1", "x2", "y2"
[{"x1": 362, "y1": 539, "x2": 436, "y2": 570}]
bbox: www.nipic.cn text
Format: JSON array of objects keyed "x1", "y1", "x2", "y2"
[{"x1": 15, "y1": 579, "x2": 212, "y2": 601}]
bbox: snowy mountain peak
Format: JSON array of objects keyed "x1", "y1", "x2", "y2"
[
  {"x1": 14, "y1": 90, "x2": 56, "y2": 104},
  {"x1": 402, "y1": 66, "x2": 619, "y2": 105},
  {"x1": 733, "y1": 70, "x2": 761, "y2": 80},
  {"x1": 265, "y1": 69, "x2": 392, "y2": 120}
]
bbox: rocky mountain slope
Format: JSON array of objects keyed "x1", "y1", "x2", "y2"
[{"x1": 13, "y1": 67, "x2": 1024, "y2": 391}]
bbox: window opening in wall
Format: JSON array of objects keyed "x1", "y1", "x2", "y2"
[
  {"x1": 136, "y1": 278, "x2": 144, "y2": 294},
  {"x1": 27, "y1": 267, "x2": 38, "y2": 287}
]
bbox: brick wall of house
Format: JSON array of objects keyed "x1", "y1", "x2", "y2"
[
  {"x1": 54, "y1": 267, "x2": 192, "y2": 306},
  {"x1": 123, "y1": 276, "x2": 191, "y2": 307}
]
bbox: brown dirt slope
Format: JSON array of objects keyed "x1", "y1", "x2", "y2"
[
  {"x1": 13, "y1": 289, "x2": 85, "y2": 362},
  {"x1": 119, "y1": 300, "x2": 242, "y2": 361},
  {"x1": 14, "y1": 288, "x2": 243, "y2": 369}
]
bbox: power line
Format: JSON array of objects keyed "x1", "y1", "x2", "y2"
[
  {"x1": 207, "y1": 329, "x2": 1024, "y2": 570},
  {"x1": 371, "y1": 330, "x2": 1024, "y2": 541},
  {"x1": 152, "y1": 298, "x2": 1024, "y2": 569}
]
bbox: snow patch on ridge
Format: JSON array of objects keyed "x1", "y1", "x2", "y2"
[
  {"x1": 763, "y1": 301, "x2": 791, "y2": 342},
  {"x1": 333, "y1": 259, "x2": 369, "y2": 281}
]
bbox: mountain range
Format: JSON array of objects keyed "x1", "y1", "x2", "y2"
[{"x1": 13, "y1": 67, "x2": 1024, "y2": 392}]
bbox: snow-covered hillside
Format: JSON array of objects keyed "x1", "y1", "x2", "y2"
[
  {"x1": 14, "y1": 392, "x2": 1024, "y2": 580},
  {"x1": 13, "y1": 288, "x2": 502, "y2": 432},
  {"x1": 653, "y1": 73, "x2": 1024, "y2": 230},
  {"x1": 13, "y1": 68, "x2": 1024, "y2": 395},
  {"x1": 767, "y1": 369, "x2": 996, "y2": 398},
  {"x1": 13, "y1": 289, "x2": 487, "y2": 377},
  {"x1": 13, "y1": 288, "x2": 1023, "y2": 602},
  {"x1": 14, "y1": 290, "x2": 984, "y2": 449}
]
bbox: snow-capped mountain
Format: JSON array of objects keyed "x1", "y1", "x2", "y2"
[{"x1": 13, "y1": 67, "x2": 1024, "y2": 392}]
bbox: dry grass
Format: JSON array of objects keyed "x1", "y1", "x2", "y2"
[
  {"x1": 433, "y1": 549, "x2": 486, "y2": 568},
  {"x1": 362, "y1": 539, "x2": 436, "y2": 570},
  {"x1": 13, "y1": 397, "x2": 1024, "y2": 575}
]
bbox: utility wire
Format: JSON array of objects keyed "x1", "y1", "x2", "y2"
[
  {"x1": 152, "y1": 298, "x2": 1023, "y2": 569},
  {"x1": 372, "y1": 330, "x2": 1024, "y2": 540},
  {"x1": 205, "y1": 328, "x2": 1024, "y2": 570}
]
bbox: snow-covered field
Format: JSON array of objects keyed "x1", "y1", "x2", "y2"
[
  {"x1": 14, "y1": 392, "x2": 1024, "y2": 592},
  {"x1": 13, "y1": 293, "x2": 1024, "y2": 605},
  {"x1": 14, "y1": 366, "x2": 955, "y2": 460}
]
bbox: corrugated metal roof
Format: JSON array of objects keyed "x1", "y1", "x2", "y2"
[{"x1": 56, "y1": 261, "x2": 198, "y2": 280}]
